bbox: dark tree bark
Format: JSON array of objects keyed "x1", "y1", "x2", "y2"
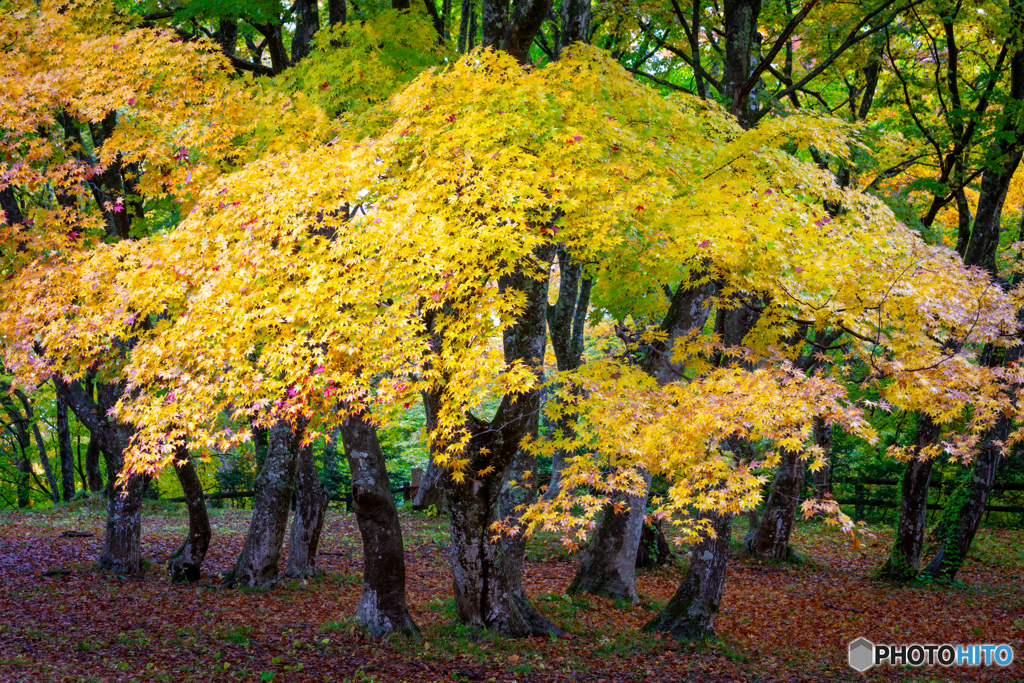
[
  {"x1": 56, "y1": 393, "x2": 76, "y2": 502},
  {"x1": 216, "y1": 19, "x2": 238, "y2": 57},
  {"x1": 95, "y1": 383, "x2": 146, "y2": 574},
  {"x1": 961, "y1": 10, "x2": 1023, "y2": 272},
  {"x1": 13, "y1": 445, "x2": 31, "y2": 508},
  {"x1": 544, "y1": 248, "x2": 592, "y2": 498},
  {"x1": 340, "y1": 414, "x2": 419, "y2": 637},
  {"x1": 567, "y1": 471, "x2": 652, "y2": 603},
  {"x1": 558, "y1": 0, "x2": 591, "y2": 50},
  {"x1": 222, "y1": 420, "x2": 301, "y2": 589},
  {"x1": 568, "y1": 274, "x2": 714, "y2": 602},
  {"x1": 168, "y1": 449, "x2": 211, "y2": 583},
  {"x1": 811, "y1": 415, "x2": 831, "y2": 501},
  {"x1": 928, "y1": 8, "x2": 1024, "y2": 577},
  {"x1": 458, "y1": 0, "x2": 476, "y2": 52},
  {"x1": 643, "y1": 304, "x2": 758, "y2": 639},
  {"x1": 2, "y1": 388, "x2": 44, "y2": 506},
  {"x1": 924, "y1": 416, "x2": 1007, "y2": 580},
  {"x1": 291, "y1": 0, "x2": 321, "y2": 63},
  {"x1": 55, "y1": 379, "x2": 144, "y2": 573},
  {"x1": 883, "y1": 415, "x2": 939, "y2": 582},
  {"x1": 252, "y1": 21, "x2": 290, "y2": 74},
  {"x1": 482, "y1": 0, "x2": 552, "y2": 62},
  {"x1": 0, "y1": 186, "x2": 24, "y2": 226},
  {"x1": 85, "y1": 435, "x2": 104, "y2": 493},
  {"x1": 440, "y1": 247, "x2": 562, "y2": 637},
  {"x1": 413, "y1": 391, "x2": 448, "y2": 513},
  {"x1": 744, "y1": 448, "x2": 805, "y2": 560},
  {"x1": 636, "y1": 518, "x2": 674, "y2": 568},
  {"x1": 328, "y1": 0, "x2": 347, "y2": 25},
  {"x1": 285, "y1": 443, "x2": 328, "y2": 578},
  {"x1": 643, "y1": 511, "x2": 731, "y2": 640},
  {"x1": 722, "y1": 0, "x2": 762, "y2": 126}
]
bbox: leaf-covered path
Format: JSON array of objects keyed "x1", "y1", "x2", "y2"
[{"x1": 0, "y1": 500, "x2": 1020, "y2": 682}]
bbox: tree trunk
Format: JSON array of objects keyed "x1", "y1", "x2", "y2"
[
  {"x1": 412, "y1": 453, "x2": 448, "y2": 513},
  {"x1": 723, "y1": 0, "x2": 763, "y2": 126},
  {"x1": 54, "y1": 379, "x2": 144, "y2": 573},
  {"x1": 285, "y1": 443, "x2": 328, "y2": 579},
  {"x1": 642, "y1": 304, "x2": 758, "y2": 638},
  {"x1": 168, "y1": 449, "x2": 211, "y2": 583},
  {"x1": 85, "y1": 436, "x2": 104, "y2": 493},
  {"x1": 883, "y1": 415, "x2": 939, "y2": 582},
  {"x1": 291, "y1": 0, "x2": 321, "y2": 63},
  {"x1": 413, "y1": 391, "x2": 448, "y2": 514},
  {"x1": 960, "y1": 16, "x2": 1023, "y2": 271},
  {"x1": 924, "y1": 417, "x2": 1006, "y2": 580},
  {"x1": 56, "y1": 393, "x2": 76, "y2": 502},
  {"x1": 216, "y1": 19, "x2": 238, "y2": 57},
  {"x1": 458, "y1": 0, "x2": 475, "y2": 53},
  {"x1": 811, "y1": 415, "x2": 831, "y2": 500},
  {"x1": 328, "y1": 0, "x2": 347, "y2": 25},
  {"x1": 643, "y1": 511, "x2": 731, "y2": 641},
  {"x1": 15, "y1": 446, "x2": 31, "y2": 508},
  {"x1": 222, "y1": 420, "x2": 301, "y2": 589},
  {"x1": 558, "y1": 0, "x2": 591, "y2": 51},
  {"x1": 568, "y1": 275, "x2": 714, "y2": 601},
  {"x1": 544, "y1": 249, "x2": 592, "y2": 498},
  {"x1": 567, "y1": 471, "x2": 652, "y2": 603},
  {"x1": 95, "y1": 383, "x2": 145, "y2": 574},
  {"x1": 340, "y1": 414, "x2": 419, "y2": 637},
  {"x1": 744, "y1": 448, "x2": 805, "y2": 560},
  {"x1": 439, "y1": 246, "x2": 562, "y2": 637},
  {"x1": 446, "y1": 457, "x2": 562, "y2": 636},
  {"x1": 20, "y1": 391, "x2": 60, "y2": 504}
]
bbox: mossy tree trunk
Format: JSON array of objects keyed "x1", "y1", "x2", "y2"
[{"x1": 883, "y1": 415, "x2": 939, "y2": 582}]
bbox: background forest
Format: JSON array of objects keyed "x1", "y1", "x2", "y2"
[{"x1": 1, "y1": 0, "x2": 1024, "y2": 679}]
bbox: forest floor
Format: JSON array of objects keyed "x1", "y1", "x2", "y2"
[{"x1": 0, "y1": 498, "x2": 1021, "y2": 683}]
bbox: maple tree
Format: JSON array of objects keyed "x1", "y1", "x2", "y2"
[{"x1": 2, "y1": 0, "x2": 1024, "y2": 655}]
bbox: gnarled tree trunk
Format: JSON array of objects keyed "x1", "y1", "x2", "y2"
[
  {"x1": 55, "y1": 379, "x2": 144, "y2": 574},
  {"x1": 222, "y1": 420, "x2": 301, "y2": 589},
  {"x1": 285, "y1": 443, "x2": 328, "y2": 579},
  {"x1": 744, "y1": 448, "x2": 805, "y2": 560},
  {"x1": 439, "y1": 248, "x2": 562, "y2": 637},
  {"x1": 168, "y1": 449, "x2": 211, "y2": 583},
  {"x1": 567, "y1": 471, "x2": 652, "y2": 603},
  {"x1": 883, "y1": 415, "x2": 939, "y2": 582},
  {"x1": 568, "y1": 274, "x2": 714, "y2": 601},
  {"x1": 643, "y1": 511, "x2": 731, "y2": 641},
  {"x1": 341, "y1": 414, "x2": 419, "y2": 637}
]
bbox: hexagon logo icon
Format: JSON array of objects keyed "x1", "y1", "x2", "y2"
[{"x1": 849, "y1": 637, "x2": 875, "y2": 672}]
